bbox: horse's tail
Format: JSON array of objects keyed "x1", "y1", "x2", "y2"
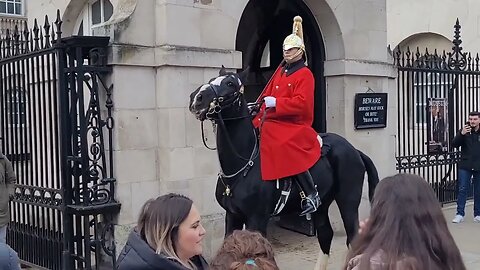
[{"x1": 358, "y1": 150, "x2": 379, "y2": 202}]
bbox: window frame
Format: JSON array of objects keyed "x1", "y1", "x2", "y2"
[
  {"x1": 73, "y1": 0, "x2": 114, "y2": 36},
  {"x1": 0, "y1": 0, "x2": 24, "y2": 16}
]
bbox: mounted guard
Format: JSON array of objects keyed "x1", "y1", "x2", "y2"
[
  {"x1": 253, "y1": 16, "x2": 321, "y2": 216},
  {"x1": 188, "y1": 15, "x2": 379, "y2": 264}
]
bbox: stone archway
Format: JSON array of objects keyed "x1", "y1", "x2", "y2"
[
  {"x1": 396, "y1": 32, "x2": 452, "y2": 54},
  {"x1": 235, "y1": 0, "x2": 327, "y2": 132},
  {"x1": 62, "y1": 0, "x2": 89, "y2": 36},
  {"x1": 62, "y1": 0, "x2": 118, "y2": 36}
]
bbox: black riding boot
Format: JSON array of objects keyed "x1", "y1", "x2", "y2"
[{"x1": 296, "y1": 170, "x2": 321, "y2": 216}]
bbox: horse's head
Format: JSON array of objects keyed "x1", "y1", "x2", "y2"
[{"x1": 189, "y1": 66, "x2": 249, "y2": 121}]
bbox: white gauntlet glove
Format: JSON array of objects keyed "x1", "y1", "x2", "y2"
[{"x1": 264, "y1": 96, "x2": 276, "y2": 108}]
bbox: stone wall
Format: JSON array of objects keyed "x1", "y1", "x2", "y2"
[{"x1": 388, "y1": 0, "x2": 480, "y2": 52}]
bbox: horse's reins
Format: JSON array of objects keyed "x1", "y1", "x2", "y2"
[
  {"x1": 199, "y1": 80, "x2": 260, "y2": 187},
  {"x1": 254, "y1": 60, "x2": 286, "y2": 137},
  {"x1": 201, "y1": 120, "x2": 217, "y2": 150},
  {"x1": 202, "y1": 59, "x2": 284, "y2": 149},
  {"x1": 199, "y1": 62, "x2": 284, "y2": 196},
  {"x1": 255, "y1": 60, "x2": 285, "y2": 103},
  {"x1": 201, "y1": 82, "x2": 244, "y2": 150}
]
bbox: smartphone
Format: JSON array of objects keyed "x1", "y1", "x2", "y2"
[{"x1": 466, "y1": 121, "x2": 472, "y2": 133}]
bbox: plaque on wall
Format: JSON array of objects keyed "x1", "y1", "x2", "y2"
[{"x1": 354, "y1": 93, "x2": 388, "y2": 129}]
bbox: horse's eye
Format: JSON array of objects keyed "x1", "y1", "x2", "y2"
[
  {"x1": 197, "y1": 94, "x2": 202, "y2": 101},
  {"x1": 227, "y1": 82, "x2": 234, "y2": 87}
]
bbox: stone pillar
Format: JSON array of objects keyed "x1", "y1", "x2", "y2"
[
  {"x1": 93, "y1": 0, "x2": 160, "y2": 253},
  {"x1": 92, "y1": 0, "x2": 243, "y2": 258},
  {"x1": 321, "y1": 0, "x2": 397, "y2": 225},
  {"x1": 152, "y1": 0, "x2": 243, "y2": 253},
  {"x1": 325, "y1": 60, "x2": 397, "y2": 224},
  {"x1": 302, "y1": 0, "x2": 396, "y2": 232}
]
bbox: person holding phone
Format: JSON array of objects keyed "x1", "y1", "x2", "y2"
[{"x1": 451, "y1": 111, "x2": 480, "y2": 223}]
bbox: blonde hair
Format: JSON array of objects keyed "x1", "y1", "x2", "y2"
[{"x1": 137, "y1": 193, "x2": 197, "y2": 269}]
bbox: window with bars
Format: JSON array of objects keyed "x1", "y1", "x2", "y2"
[
  {"x1": 0, "y1": 0, "x2": 22, "y2": 16},
  {"x1": 6, "y1": 87, "x2": 26, "y2": 126}
]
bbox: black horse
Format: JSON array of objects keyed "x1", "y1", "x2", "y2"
[{"x1": 189, "y1": 68, "x2": 379, "y2": 269}]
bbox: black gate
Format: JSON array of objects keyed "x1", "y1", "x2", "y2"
[
  {"x1": 395, "y1": 20, "x2": 477, "y2": 204},
  {"x1": 0, "y1": 11, "x2": 120, "y2": 269}
]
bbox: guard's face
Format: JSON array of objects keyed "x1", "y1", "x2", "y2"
[{"x1": 283, "y1": 47, "x2": 302, "y2": 64}]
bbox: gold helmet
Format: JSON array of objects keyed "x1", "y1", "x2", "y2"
[{"x1": 283, "y1": 16, "x2": 305, "y2": 51}]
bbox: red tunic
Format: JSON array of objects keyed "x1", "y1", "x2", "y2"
[{"x1": 253, "y1": 62, "x2": 321, "y2": 180}]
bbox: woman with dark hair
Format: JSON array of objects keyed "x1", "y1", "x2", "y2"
[
  {"x1": 345, "y1": 173, "x2": 466, "y2": 270},
  {"x1": 210, "y1": 230, "x2": 279, "y2": 270},
  {"x1": 117, "y1": 193, "x2": 208, "y2": 270}
]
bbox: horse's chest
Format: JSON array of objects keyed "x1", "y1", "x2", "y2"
[
  {"x1": 218, "y1": 196, "x2": 243, "y2": 215},
  {"x1": 215, "y1": 185, "x2": 242, "y2": 214}
]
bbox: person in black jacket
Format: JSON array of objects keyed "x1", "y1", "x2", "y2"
[
  {"x1": 451, "y1": 111, "x2": 480, "y2": 224},
  {"x1": 117, "y1": 193, "x2": 208, "y2": 270}
]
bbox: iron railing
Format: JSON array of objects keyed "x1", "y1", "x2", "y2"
[
  {"x1": 0, "y1": 10, "x2": 120, "y2": 270},
  {"x1": 394, "y1": 19, "x2": 477, "y2": 204}
]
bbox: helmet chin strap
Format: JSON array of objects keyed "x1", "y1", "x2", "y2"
[{"x1": 284, "y1": 49, "x2": 304, "y2": 63}]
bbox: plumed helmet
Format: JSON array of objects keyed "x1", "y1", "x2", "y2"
[{"x1": 283, "y1": 16, "x2": 305, "y2": 51}]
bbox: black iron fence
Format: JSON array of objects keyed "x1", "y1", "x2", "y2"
[
  {"x1": 394, "y1": 20, "x2": 476, "y2": 204},
  {"x1": 0, "y1": 10, "x2": 120, "y2": 270}
]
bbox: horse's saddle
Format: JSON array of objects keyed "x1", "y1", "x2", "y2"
[{"x1": 319, "y1": 134, "x2": 332, "y2": 156}]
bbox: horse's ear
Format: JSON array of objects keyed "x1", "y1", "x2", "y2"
[
  {"x1": 238, "y1": 66, "x2": 250, "y2": 83},
  {"x1": 219, "y1": 65, "x2": 227, "y2": 76}
]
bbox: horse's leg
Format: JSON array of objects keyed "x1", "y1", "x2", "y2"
[
  {"x1": 335, "y1": 173, "x2": 362, "y2": 247},
  {"x1": 337, "y1": 198, "x2": 360, "y2": 247},
  {"x1": 312, "y1": 202, "x2": 334, "y2": 270},
  {"x1": 245, "y1": 215, "x2": 270, "y2": 236},
  {"x1": 225, "y1": 212, "x2": 245, "y2": 237}
]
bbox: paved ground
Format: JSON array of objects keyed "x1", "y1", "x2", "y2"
[{"x1": 271, "y1": 203, "x2": 480, "y2": 270}]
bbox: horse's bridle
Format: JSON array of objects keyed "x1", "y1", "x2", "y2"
[
  {"x1": 200, "y1": 79, "x2": 247, "y2": 151},
  {"x1": 199, "y1": 79, "x2": 260, "y2": 196},
  {"x1": 205, "y1": 81, "x2": 245, "y2": 118}
]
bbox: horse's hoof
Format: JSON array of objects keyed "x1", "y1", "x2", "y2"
[{"x1": 314, "y1": 253, "x2": 329, "y2": 270}]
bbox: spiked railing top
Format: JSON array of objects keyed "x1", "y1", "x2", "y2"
[
  {"x1": 393, "y1": 19, "x2": 473, "y2": 72},
  {"x1": 0, "y1": 9, "x2": 63, "y2": 60}
]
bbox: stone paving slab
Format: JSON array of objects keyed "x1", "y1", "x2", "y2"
[{"x1": 271, "y1": 204, "x2": 480, "y2": 270}]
